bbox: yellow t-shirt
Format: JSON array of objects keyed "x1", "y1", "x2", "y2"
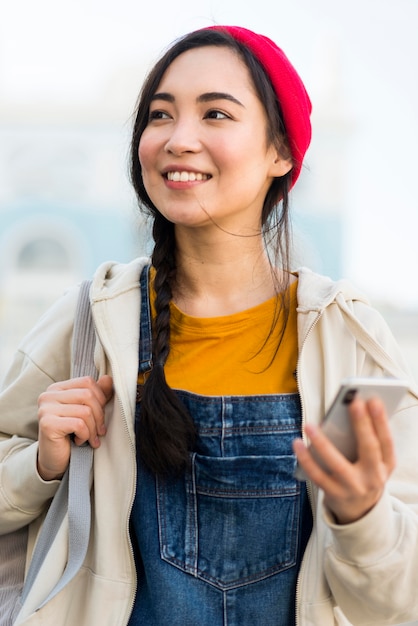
[{"x1": 140, "y1": 273, "x2": 298, "y2": 396}]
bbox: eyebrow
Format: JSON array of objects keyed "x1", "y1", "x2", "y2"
[{"x1": 151, "y1": 91, "x2": 244, "y2": 107}]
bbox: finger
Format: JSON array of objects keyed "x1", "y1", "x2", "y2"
[
  {"x1": 293, "y1": 429, "x2": 351, "y2": 492},
  {"x1": 38, "y1": 388, "x2": 107, "y2": 448},
  {"x1": 39, "y1": 403, "x2": 102, "y2": 447},
  {"x1": 293, "y1": 437, "x2": 329, "y2": 483},
  {"x1": 366, "y1": 397, "x2": 396, "y2": 470},
  {"x1": 93, "y1": 376, "x2": 114, "y2": 436},
  {"x1": 38, "y1": 376, "x2": 114, "y2": 460},
  {"x1": 304, "y1": 423, "x2": 354, "y2": 476},
  {"x1": 39, "y1": 412, "x2": 93, "y2": 444},
  {"x1": 40, "y1": 378, "x2": 110, "y2": 425},
  {"x1": 97, "y1": 375, "x2": 114, "y2": 401},
  {"x1": 39, "y1": 391, "x2": 104, "y2": 435},
  {"x1": 88, "y1": 375, "x2": 114, "y2": 434},
  {"x1": 50, "y1": 376, "x2": 109, "y2": 404},
  {"x1": 348, "y1": 398, "x2": 384, "y2": 467}
]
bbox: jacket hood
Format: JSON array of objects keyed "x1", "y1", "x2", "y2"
[
  {"x1": 296, "y1": 266, "x2": 370, "y2": 313},
  {"x1": 90, "y1": 257, "x2": 150, "y2": 302}
]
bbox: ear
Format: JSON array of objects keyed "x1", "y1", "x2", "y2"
[{"x1": 270, "y1": 153, "x2": 293, "y2": 178}]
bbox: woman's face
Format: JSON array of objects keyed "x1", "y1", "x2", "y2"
[{"x1": 138, "y1": 45, "x2": 292, "y2": 235}]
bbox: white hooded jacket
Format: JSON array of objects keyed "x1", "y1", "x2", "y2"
[{"x1": 1, "y1": 257, "x2": 418, "y2": 626}]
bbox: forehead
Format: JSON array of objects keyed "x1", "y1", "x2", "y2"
[{"x1": 155, "y1": 45, "x2": 256, "y2": 96}]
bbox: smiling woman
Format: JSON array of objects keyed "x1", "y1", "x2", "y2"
[{"x1": 1, "y1": 24, "x2": 418, "y2": 626}]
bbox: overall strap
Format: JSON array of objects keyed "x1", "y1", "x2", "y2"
[
  {"x1": 138, "y1": 264, "x2": 153, "y2": 375},
  {"x1": 136, "y1": 265, "x2": 153, "y2": 402}
]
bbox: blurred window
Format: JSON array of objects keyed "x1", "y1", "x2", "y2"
[{"x1": 17, "y1": 238, "x2": 70, "y2": 272}]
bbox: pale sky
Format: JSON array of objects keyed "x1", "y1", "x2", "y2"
[{"x1": 1, "y1": 0, "x2": 418, "y2": 308}]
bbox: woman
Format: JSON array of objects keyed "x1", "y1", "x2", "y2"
[{"x1": 1, "y1": 25, "x2": 418, "y2": 626}]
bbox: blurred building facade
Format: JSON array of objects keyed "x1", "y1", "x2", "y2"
[{"x1": 0, "y1": 103, "x2": 152, "y2": 375}]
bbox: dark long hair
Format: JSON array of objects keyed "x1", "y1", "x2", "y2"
[{"x1": 130, "y1": 28, "x2": 294, "y2": 475}]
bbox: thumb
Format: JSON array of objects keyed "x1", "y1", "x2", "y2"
[{"x1": 97, "y1": 375, "x2": 114, "y2": 401}]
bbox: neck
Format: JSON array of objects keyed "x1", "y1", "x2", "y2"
[{"x1": 172, "y1": 227, "x2": 282, "y2": 317}]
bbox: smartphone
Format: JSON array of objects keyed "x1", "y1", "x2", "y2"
[{"x1": 294, "y1": 376, "x2": 409, "y2": 481}]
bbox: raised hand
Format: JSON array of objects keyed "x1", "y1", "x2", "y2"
[{"x1": 37, "y1": 375, "x2": 114, "y2": 481}]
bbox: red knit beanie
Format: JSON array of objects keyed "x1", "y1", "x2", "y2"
[{"x1": 205, "y1": 25, "x2": 312, "y2": 186}]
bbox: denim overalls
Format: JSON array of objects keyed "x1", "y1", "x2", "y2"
[{"x1": 129, "y1": 266, "x2": 312, "y2": 626}]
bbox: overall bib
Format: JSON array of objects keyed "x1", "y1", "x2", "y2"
[{"x1": 129, "y1": 266, "x2": 312, "y2": 626}]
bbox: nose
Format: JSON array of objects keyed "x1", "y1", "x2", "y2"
[{"x1": 164, "y1": 118, "x2": 201, "y2": 156}]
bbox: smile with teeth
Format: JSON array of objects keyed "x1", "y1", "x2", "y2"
[{"x1": 166, "y1": 171, "x2": 211, "y2": 182}]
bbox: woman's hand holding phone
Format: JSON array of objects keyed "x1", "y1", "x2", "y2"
[{"x1": 293, "y1": 377, "x2": 408, "y2": 524}]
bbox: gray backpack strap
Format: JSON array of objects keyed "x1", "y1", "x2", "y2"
[
  {"x1": 71, "y1": 279, "x2": 98, "y2": 380},
  {"x1": 20, "y1": 280, "x2": 96, "y2": 609}
]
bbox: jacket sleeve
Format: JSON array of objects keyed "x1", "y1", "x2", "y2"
[
  {"x1": 322, "y1": 300, "x2": 418, "y2": 624},
  {"x1": 0, "y1": 285, "x2": 80, "y2": 533}
]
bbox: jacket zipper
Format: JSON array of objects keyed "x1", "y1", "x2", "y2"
[
  {"x1": 294, "y1": 308, "x2": 323, "y2": 626},
  {"x1": 93, "y1": 300, "x2": 139, "y2": 626},
  {"x1": 117, "y1": 393, "x2": 138, "y2": 626}
]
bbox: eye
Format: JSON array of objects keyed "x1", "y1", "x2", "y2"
[
  {"x1": 148, "y1": 109, "x2": 171, "y2": 122},
  {"x1": 204, "y1": 109, "x2": 231, "y2": 120}
]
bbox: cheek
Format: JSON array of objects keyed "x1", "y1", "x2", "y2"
[
  {"x1": 137, "y1": 147, "x2": 146, "y2": 175},
  {"x1": 137, "y1": 133, "x2": 155, "y2": 176}
]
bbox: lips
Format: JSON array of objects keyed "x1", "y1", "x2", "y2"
[{"x1": 165, "y1": 171, "x2": 211, "y2": 182}]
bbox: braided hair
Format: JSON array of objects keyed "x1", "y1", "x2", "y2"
[{"x1": 138, "y1": 214, "x2": 196, "y2": 475}]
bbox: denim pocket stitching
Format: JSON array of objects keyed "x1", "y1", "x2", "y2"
[{"x1": 157, "y1": 454, "x2": 301, "y2": 590}]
